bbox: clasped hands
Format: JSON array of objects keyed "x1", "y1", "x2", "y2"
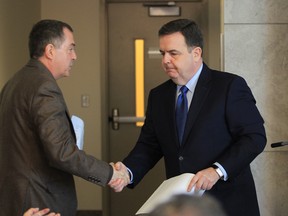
[{"x1": 108, "y1": 162, "x2": 130, "y2": 192}]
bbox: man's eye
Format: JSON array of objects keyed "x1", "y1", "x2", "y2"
[
  {"x1": 68, "y1": 47, "x2": 75, "y2": 53},
  {"x1": 170, "y1": 52, "x2": 179, "y2": 56}
]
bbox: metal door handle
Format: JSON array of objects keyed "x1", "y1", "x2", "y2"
[{"x1": 109, "y1": 108, "x2": 145, "y2": 130}]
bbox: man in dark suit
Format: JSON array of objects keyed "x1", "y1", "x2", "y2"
[
  {"x1": 111, "y1": 19, "x2": 266, "y2": 216},
  {"x1": 0, "y1": 19, "x2": 129, "y2": 216}
]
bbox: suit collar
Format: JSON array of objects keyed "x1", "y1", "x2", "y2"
[{"x1": 27, "y1": 58, "x2": 55, "y2": 80}]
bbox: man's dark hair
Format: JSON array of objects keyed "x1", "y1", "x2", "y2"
[
  {"x1": 158, "y1": 19, "x2": 203, "y2": 50},
  {"x1": 29, "y1": 19, "x2": 73, "y2": 59}
]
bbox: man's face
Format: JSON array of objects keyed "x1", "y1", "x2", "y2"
[
  {"x1": 53, "y1": 27, "x2": 77, "y2": 79},
  {"x1": 159, "y1": 32, "x2": 201, "y2": 85}
]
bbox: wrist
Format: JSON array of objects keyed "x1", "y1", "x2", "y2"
[{"x1": 211, "y1": 164, "x2": 224, "y2": 179}]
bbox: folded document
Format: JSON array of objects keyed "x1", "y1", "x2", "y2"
[{"x1": 71, "y1": 115, "x2": 84, "y2": 150}]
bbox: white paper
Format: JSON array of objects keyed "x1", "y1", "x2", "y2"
[
  {"x1": 71, "y1": 115, "x2": 84, "y2": 150},
  {"x1": 136, "y1": 173, "x2": 205, "y2": 215}
]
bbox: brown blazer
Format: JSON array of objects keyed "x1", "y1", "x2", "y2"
[{"x1": 0, "y1": 59, "x2": 112, "y2": 216}]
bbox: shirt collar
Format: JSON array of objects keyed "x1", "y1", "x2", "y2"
[{"x1": 177, "y1": 63, "x2": 203, "y2": 93}]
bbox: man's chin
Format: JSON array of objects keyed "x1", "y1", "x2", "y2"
[
  {"x1": 167, "y1": 73, "x2": 178, "y2": 80},
  {"x1": 65, "y1": 69, "x2": 72, "y2": 77}
]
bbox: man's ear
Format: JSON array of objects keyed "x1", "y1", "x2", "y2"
[
  {"x1": 44, "y1": 44, "x2": 55, "y2": 59},
  {"x1": 193, "y1": 47, "x2": 202, "y2": 61}
]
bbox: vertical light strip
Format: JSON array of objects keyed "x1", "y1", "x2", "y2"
[{"x1": 135, "y1": 39, "x2": 145, "y2": 127}]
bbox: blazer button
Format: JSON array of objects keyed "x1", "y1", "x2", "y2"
[{"x1": 178, "y1": 156, "x2": 184, "y2": 161}]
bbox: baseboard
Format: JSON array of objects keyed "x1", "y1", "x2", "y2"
[{"x1": 76, "y1": 210, "x2": 102, "y2": 216}]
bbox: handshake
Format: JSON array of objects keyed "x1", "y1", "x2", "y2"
[{"x1": 108, "y1": 162, "x2": 130, "y2": 192}]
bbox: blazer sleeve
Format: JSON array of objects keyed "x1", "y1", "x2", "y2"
[
  {"x1": 31, "y1": 80, "x2": 112, "y2": 186},
  {"x1": 218, "y1": 75, "x2": 266, "y2": 178}
]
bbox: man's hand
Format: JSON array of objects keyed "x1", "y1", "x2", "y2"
[
  {"x1": 108, "y1": 162, "x2": 130, "y2": 192},
  {"x1": 23, "y1": 208, "x2": 60, "y2": 216},
  {"x1": 187, "y1": 167, "x2": 220, "y2": 192}
]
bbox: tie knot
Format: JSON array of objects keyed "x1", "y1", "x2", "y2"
[{"x1": 180, "y1": 86, "x2": 189, "y2": 95}]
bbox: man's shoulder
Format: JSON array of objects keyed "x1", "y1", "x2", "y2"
[
  {"x1": 207, "y1": 67, "x2": 245, "y2": 84},
  {"x1": 146, "y1": 80, "x2": 175, "y2": 101},
  {"x1": 152, "y1": 79, "x2": 175, "y2": 91}
]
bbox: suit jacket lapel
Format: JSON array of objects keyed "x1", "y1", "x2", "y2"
[
  {"x1": 182, "y1": 64, "x2": 212, "y2": 145},
  {"x1": 166, "y1": 81, "x2": 180, "y2": 147}
]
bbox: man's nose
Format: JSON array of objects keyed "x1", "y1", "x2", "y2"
[
  {"x1": 163, "y1": 53, "x2": 171, "y2": 64},
  {"x1": 72, "y1": 51, "x2": 77, "y2": 60}
]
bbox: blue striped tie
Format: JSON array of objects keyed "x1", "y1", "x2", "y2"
[{"x1": 176, "y1": 86, "x2": 189, "y2": 144}]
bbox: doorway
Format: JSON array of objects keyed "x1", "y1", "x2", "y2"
[{"x1": 106, "y1": 1, "x2": 221, "y2": 215}]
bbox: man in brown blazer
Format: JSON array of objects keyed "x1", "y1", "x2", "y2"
[{"x1": 0, "y1": 20, "x2": 129, "y2": 216}]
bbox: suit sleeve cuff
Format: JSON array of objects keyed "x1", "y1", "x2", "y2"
[{"x1": 107, "y1": 164, "x2": 114, "y2": 184}]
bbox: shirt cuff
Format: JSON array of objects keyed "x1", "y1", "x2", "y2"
[
  {"x1": 126, "y1": 167, "x2": 134, "y2": 184},
  {"x1": 214, "y1": 162, "x2": 228, "y2": 181}
]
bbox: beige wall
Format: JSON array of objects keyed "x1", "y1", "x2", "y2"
[
  {"x1": 224, "y1": 0, "x2": 288, "y2": 215},
  {"x1": 0, "y1": 0, "x2": 40, "y2": 88}
]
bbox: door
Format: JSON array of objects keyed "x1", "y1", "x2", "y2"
[{"x1": 107, "y1": 1, "x2": 208, "y2": 216}]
